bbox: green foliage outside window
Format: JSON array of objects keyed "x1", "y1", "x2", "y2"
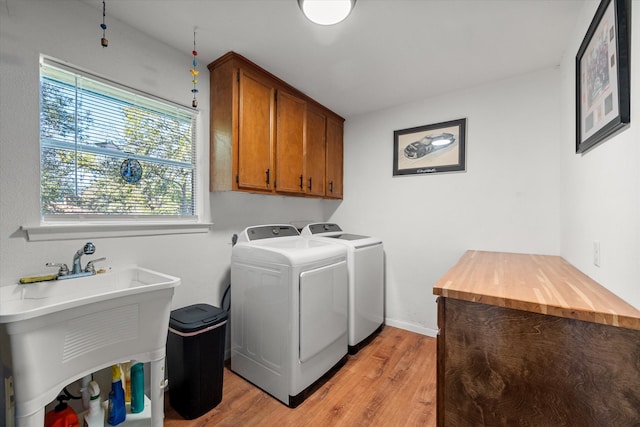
[{"x1": 39, "y1": 58, "x2": 197, "y2": 218}]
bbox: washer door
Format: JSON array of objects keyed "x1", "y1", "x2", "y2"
[{"x1": 299, "y1": 261, "x2": 348, "y2": 363}]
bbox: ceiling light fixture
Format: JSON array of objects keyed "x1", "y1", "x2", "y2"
[{"x1": 298, "y1": 0, "x2": 356, "y2": 26}]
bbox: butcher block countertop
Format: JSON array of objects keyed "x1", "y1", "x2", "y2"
[{"x1": 433, "y1": 250, "x2": 640, "y2": 331}]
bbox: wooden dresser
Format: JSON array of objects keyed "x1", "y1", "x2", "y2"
[{"x1": 433, "y1": 250, "x2": 640, "y2": 426}]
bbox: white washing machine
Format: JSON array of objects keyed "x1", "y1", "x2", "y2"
[
  {"x1": 230, "y1": 224, "x2": 348, "y2": 407},
  {"x1": 301, "y1": 223, "x2": 384, "y2": 354}
]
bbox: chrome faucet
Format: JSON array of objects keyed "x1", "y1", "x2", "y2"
[
  {"x1": 72, "y1": 242, "x2": 96, "y2": 274},
  {"x1": 45, "y1": 242, "x2": 106, "y2": 280}
]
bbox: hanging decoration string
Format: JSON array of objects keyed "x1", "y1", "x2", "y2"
[
  {"x1": 190, "y1": 29, "x2": 199, "y2": 108},
  {"x1": 100, "y1": 0, "x2": 108, "y2": 47}
]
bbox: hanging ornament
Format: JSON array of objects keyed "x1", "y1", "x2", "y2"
[
  {"x1": 190, "y1": 29, "x2": 199, "y2": 108},
  {"x1": 100, "y1": 0, "x2": 108, "y2": 47},
  {"x1": 120, "y1": 158, "x2": 142, "y2": 184}
]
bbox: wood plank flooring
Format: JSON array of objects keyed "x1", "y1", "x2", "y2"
[{"x1": 163, "y1": 326, "x2": 437, "y2": 427}]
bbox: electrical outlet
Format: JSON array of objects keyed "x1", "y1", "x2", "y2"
[{"x1": 593, "y1": 241, "x2": 600, "y2": 267}]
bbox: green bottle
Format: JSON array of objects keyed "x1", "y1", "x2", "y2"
[{"x1": 130, "y1": 362, "x2": 144, "y2": 414}]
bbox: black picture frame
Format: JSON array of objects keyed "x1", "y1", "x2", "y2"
[
  {"x1": 576, "y1": 0, "x2": 631, "y2": 154},
  {"x1": 393, "y1": 118, "x2": 466, "y2": 176}
]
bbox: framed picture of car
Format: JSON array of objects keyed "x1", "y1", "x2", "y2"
[
  {"x1": 576, "y1": 0, "x2": 630, "y2": 154},
  {"x1": 393, "y1": 118, "x2": 466, "y2": 176}
]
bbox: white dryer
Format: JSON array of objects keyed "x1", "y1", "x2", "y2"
[
  {"x1": 301, "y1": 223, "x2": 384, "y2": 354},
  {"x1": 230, "y1": 224, "x2": 348, "y2": 407}
]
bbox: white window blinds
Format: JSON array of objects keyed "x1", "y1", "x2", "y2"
[{"x1": 39, "y1": 58, "x2": 197, "y2": 219}]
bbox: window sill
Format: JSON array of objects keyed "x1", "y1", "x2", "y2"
[{"x1": 21, "y1": 222, "x2": 213, "y2": 242}]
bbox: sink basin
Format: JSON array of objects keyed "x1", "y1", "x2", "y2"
[
  {"x1": 0, "y1": 266, "x2": 180, "y2": 427},
  {"x1": 0, "y1": 266, "x2": 179, "y2": 323}
]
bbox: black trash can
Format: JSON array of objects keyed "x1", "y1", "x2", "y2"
[{"x1": 167, "y1": 303, "x2": 228, "y2": 419}]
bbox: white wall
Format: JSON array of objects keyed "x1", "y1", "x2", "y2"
[
  {"x1": 331, "y1": 69, "x2": 563, "y2": 335},
  {"x1": 559, "y1": 0, "x2": 640, "y2": 310},
  {"x1": 0, "y1": 0, "x2": 328, "y2": 310}
]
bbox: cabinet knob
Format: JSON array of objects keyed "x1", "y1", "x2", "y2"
[
  {"x1": 308, "y1": 177, "x2": 312, "y2": 191},
  {"x1": 329, "y1": 181, "x2": 333, "y2": 193},
  {"x1": 265, "y1": 169, "x2": 270, "y2": 185},
  {"x1": 299, "y1": 174, "x2": 303, "y2": 190}
]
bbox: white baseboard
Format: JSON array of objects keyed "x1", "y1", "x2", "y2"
[{"x1": 384, "y1": 318, "x2": 438, "y2": 338}]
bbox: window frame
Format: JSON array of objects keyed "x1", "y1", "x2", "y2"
[{"x1": 29, "y1": 56, "x2": 210, "y2": 240}]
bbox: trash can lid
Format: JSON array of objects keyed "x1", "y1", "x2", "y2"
[{"x1": 170, "y1": 303, "x2": 228, "y2": 333}]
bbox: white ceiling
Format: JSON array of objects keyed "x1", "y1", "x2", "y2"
[{"x1": 82, "y1": 0, "x2": 585, "y2": 118}]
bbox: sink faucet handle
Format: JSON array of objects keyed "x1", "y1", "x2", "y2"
[
  {"x1": 84, "y1": 257, "x2": 107, "y2": 274},
  {"x1": 46, "y1": 262, "x2": 69, "y2": 276}
]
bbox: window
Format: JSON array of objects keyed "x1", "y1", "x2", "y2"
[{"x1": 39, "y1": 57, "x2": 198, "y2": 221}]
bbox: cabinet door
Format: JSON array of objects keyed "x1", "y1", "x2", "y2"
[
  {"x1": 304, "y1": 106, "x2": 326, "y2": 197},
  {"x1": 275, "y1": 90, "x2": 306, "y2": 194},
  {"x1": 238, "y1": 70, "x2": 275, "y2": 191},
  {"x1": 325, "y1": 116, "x2": 344, "y2": 199}
]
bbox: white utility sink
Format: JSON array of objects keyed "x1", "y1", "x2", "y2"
[{"x1": 0, "y1": 266, "x2": 180, "y2": 427}]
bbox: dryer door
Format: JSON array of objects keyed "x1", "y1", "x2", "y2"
[{"x1": 299, "y1": 261, "x2": 348, "y2": 363}]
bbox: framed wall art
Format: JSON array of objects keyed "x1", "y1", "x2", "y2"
[
  {"x1": 576, "y1": 0, "x2": 630, "y2": 154},
  {"x1": 393, "y1": 118, "x2": 466, "y2": 176}
]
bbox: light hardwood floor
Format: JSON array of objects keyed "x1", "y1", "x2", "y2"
[{"x1": 164, "y1": 326, "x2": 437, "y2": 427}]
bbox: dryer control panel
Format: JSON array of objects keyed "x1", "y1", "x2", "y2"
[{"x1": 244, "y1": 225, "x2": 300, "y2": 241}]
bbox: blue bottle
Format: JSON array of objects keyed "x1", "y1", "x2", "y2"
[
  {"x1": 107, "y1": 365, "x2": 126, "y2": 425},
  {"x1": 130, "y1": 362, "x2": 144, "y2": 414}
]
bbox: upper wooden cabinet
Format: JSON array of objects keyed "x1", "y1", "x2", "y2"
[
  {"x1": 275, "y1": 90, "x2": 306, "y2": 194},
  {"x1": 208, "y1": 51, "x2": 344, "y2": 199},
  {"x1": 325, "y1": 115, "x2": 344, "y2": 199},
  {"x1": 237, "y1": 69, "x2": 275, "y2": 192},
  {"x1": 304, "y1": 104, "x2": 327, "y2": 197}
]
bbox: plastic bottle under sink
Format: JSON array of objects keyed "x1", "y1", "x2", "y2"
[
  {"x1": 130, "y1": 362, "x2": 145, "y2": 414},
  {"x1": 45, "y1": 395, "x2": 79, "y2": 427},
  {"x1": 120, "y1": 361, "x2": 132, "y2": 403},
  {"x1": 83, "y1": 381, "x2": 104, "y2": 427},
  {"x1": 107, "y1": 365, "x2": 126, "y2": 426}
]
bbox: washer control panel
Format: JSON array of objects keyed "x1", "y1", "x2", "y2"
[{"x1": 308, "y1": 223, "x2": 343, "y2": 234}]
